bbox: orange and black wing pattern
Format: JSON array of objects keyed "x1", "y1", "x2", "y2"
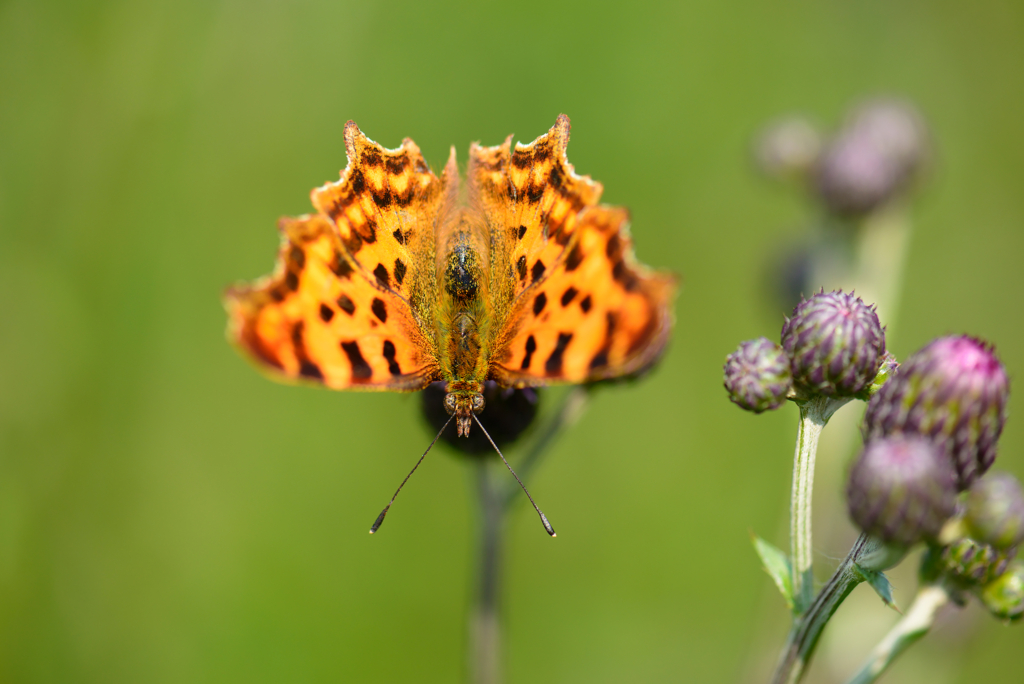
[
  {"x1": 225, "y1": 123, "x2": 446, "y2": 391},
  {"x1": 470, "y1": 115, "x2": 676, "y2": 386}
]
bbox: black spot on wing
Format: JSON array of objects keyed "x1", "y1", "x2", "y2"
[
  {"x1": 545, "y1": 333, "x2": 573, "y2": 376},
  {"x1": 589, "y1": 349, "x2": 609, "y2": 370},
  {"x1": 289, "y1": 246, "x2": 305, "y2": 268},
  {"x1": 291, "y1": 322, "x2": 323, "y2": 380},
  {"x1": 564, "y1": 243, "x2": 584, "y2": 271},
  {"x1": 560, "y1": 287, "x2": 578, "y2": 306},
  {"x1": 580, "y1": 295, "x2": 592, "y2": 313},
  {"x1": 394, "y1": 258, "x2": 407, "y2": 286},
  {"x1": 285, "y1": 271, "x2": 299, "y2": 291},
  {"x1": 382, "y1": 340, "x2": 401, "y2": 376},
  {"x1": 518, "y1": 225, "x2": 527, "y2": 240},
  {"x1": 531, "y1": 260, "x2": 545, "y2": 284},
  {"x1": 533, "y1": 292, "x2": 547, "y2": 316},
  {"x1": 341, "y1": 341, "x2": 373, "y2": 381},
  {"x1": 392, "y1": 228, "x2": 405, "y2": 244},
  {"x1": 373, "y1": 263, "x2": 390, "y2": 288},
  {"x1": 371, "y1": 297, "x2": 388, "y2": 323},
  {"x1": 331, "y1": 252, "x2": 354, "y2": 279},
  {"x1": 337, "y1": 294, "x2": 356, "y2": 315},
  {"x1": 319, "y1": 303, "x2": 334, "y2": 322},
  {"x1": 385, "y1": 155, "x2": 408, "y2": 174},
  {"x1": 349, "y1": 169, "x2": 366, "y2": 195},
  {"x1": 516, "y1": 255, "x2": 527, "y2": 282},
  {"x1": 521, "y1": 335, "x2": 537, "y2": 370}
]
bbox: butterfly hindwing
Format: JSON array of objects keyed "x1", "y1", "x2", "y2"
[
  {"x1": 225, "y1": 213, "x2": 437, "y2": 390},
  {"x1": 490, "y1": 205, "x2": 676, "y2": 385}
]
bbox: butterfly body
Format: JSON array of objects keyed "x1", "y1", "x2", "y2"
[{"x1": 226, "y1": 116, "x2": 676, "y2": 437}]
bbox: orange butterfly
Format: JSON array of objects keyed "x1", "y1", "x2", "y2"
[{"x1": 225, "y1": 115, "x2": 676, "y2": 534}]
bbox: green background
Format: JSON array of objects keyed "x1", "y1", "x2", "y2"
[{"x1": 2, "y1": 1, "x2": 1022, "y2": 682}]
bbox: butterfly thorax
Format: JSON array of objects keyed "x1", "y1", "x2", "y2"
[{"x1": 438, "y1": 214, "x2": 492, "y2": 436}]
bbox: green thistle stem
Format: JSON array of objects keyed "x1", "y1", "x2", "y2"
[
  {"x1": 772, "y1": 533, "x2": 879, "y2": 684},
  {"x1": 790, "y1": 395, "x2": 851, "y2": 612},
  {"x1": 845, "y1": 584, "x2": 952, "y2": 684}
]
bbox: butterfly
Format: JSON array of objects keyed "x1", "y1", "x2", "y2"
[{"x1": 225, "y1": 115, "x2": 676, "y2": 534}]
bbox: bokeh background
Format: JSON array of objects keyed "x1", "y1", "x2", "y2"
[{"x1": 2, "y1": 1, "x2": 1022, "y2": 682}]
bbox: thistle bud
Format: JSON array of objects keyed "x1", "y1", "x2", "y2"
[
  {"x1": 813, "y1": 99, "x2": 929, "y2": 216},
  {"x1": 863, "y1": 336, "x2": 1009, "y2": 489},
  {"x1": 781, "y1": 290, "x2": 886, "y2": 398},
  {"x1": 941, "y1": 538, "x2": 1015, "y2": 587},
  {"x1": 846, "y1": 436, "x2": 957, "y2": 546},
  {"x1": 965, "y1": 472, "x2": 1024, "y2": 550},
  {"x1": 978, "y1": 559, "x2": 1024, "y2": 622},
  {"x1": 753, "y1": 116, "x2": 823, "y2": 181},
  {"x1": 723, "y1": 338, "x2": 793, "y2": 413}
]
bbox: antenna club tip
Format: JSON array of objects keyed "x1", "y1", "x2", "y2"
[{"x1": 550, "y1": 532, "x2": 557, "y2": 538}]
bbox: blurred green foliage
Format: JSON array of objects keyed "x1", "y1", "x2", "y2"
[{"x1": 1, "y1": 1, "x2": 1022, "y2": 682}]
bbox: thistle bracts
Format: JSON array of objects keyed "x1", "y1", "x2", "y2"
[
  {"x1": 781, "y1": 290, "x2": 886, "y2": 398},
  {"x1": 846, "y1": 435, "x2": 957, "y2": 546},
  {"x1": 964, "y1": 472, "x2": 1024, "y2": 550},
  {"x1": 863, "y1": 336, "x2": 1010, "y2": 490},
  {"x1": 723, "y1": 338, "x2": 793, "y2": 413},
  {"x1": 978, "y1": 560, "x2": 1024, "y2": 622}
]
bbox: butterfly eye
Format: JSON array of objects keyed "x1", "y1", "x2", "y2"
[
  {"x1": 444, "y1": 394, "x2": 457, "y2": 413},
  {"x1": 472, "y1": 395, "x2": 485, "y2": 412}
]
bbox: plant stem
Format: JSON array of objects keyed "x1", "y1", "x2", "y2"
[
  {"x1": 469, "y1": 386, "x2": 590, "y2": 684},
  {"x1": 469, "y1": 461, "x2": 504, "y2": 684},
  {"x1": 790, "y1": 395, "x2": 851, "y2": 613},
  {"x1": 500, "y1": 387, "x2": 589, "y2": 508},
  {"x1": 772, "y1": 533, "x2": 877, "y2": 684},
  {"x1": 845, "y1": 584, "x2": 953, "y2": 684}
]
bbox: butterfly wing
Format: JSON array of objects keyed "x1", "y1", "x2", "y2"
[
  {"x1": 469, "y1": 115, "x2": 676, "y2": 386},
  {"x1": 225, "y1": 123, "x2": 447, "y2": 390}
]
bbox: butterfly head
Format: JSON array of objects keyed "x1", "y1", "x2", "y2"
[{"x1": 444, "y1": 391, "x2": 485, "y2": 437}]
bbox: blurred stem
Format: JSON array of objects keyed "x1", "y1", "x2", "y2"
[
  {"x1": 850, "y1": 205, "x2": 912, "y2": 337},
  {"x1": 500, "y1": 387, "x2": 590, "y2": 507},
  {"x1": 772, "y1": 533, "x2": 877, "y2": 684},
  {"x1": 790, "y1": 396, "x2": 851, "y2": 613},
  {"x1": 845, "y1": 584, "x2": 953, "y2": 684},
  {"x1": 469, "y1": 386, "x2": 590, "y2": 684},
  {"x1": 470, "y1": 461, "x2": 503, "y2": 684}
]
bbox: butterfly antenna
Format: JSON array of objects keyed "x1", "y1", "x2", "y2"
[
  {"x1": 370, "y1": 414, "x2": 455, "y2": 534},
  {"x1": 472, "y1": 414, "x2": 556, "y2": 537}
]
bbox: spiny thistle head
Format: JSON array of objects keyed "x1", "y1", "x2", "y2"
[
  {"x1": 723, "y1": 338, "x2": 793, "y2": 413},
  {"x1": 863, "y1": 336, "x2": 1010, "y2": 489},
  {"x1": 940, "y1": 537, "x2": 1015, "y2": 588},
  {"x1": 978, "y1": 559, "x2": 1024, "y2": 622},
  {"x1": 813, "y1": 99, "x2": 929, "y2": 216},
  {"x1": 846, "y1": 435, "x2": 958, "y2": 546},
  {"x1": 965, "y1": 472, "x2": 1024, "y2": 550},
  {"x1": 781, "y1": 290, "x2": 886, "y2": 398}
]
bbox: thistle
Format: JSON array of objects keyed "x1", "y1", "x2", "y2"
[
  {"x1": 964, "y1": 472, "x2": 1024, "y2": 550},
  {"x1": 723, "y1": 338, "x2": 793, "y2": 413},
  {"x1": 781, "y1": 289, "x2": 886, "y2": 398},
  {"x1": 846, "y1": 436, "x2": 957, "y2": 546},
  {"x1": 863, "y1": 335, "x2": 1010, "y2": 489},
  {"x1": 978, "y1": 560, "x2": 1024, "y2": 622},
  {"x1": 940, "y1": 538, "x2": 1015, "y2": 588},
  {"x1": 813, "y1": 99, "x2": 929, "y2": 216}
]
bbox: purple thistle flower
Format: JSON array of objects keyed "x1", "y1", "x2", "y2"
[
  {"x1": 723, "y1": 338, "x2": 793, "y2": 413},
  {"x1": 965, "y1": 472, "x2": 1024, "y2": 550},
  {"x1": 846, "y1": 435, "x2": 957, "y2": 546},
  {"x1": 781, "y1": 290, "x2": 886, "y2": 398},
  {"x1": 863, "y1": 336, "x2": 1010, "y2": 490},
  {"x1": 813, "y1": 99, "x2": 929, "y2": 216}
]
